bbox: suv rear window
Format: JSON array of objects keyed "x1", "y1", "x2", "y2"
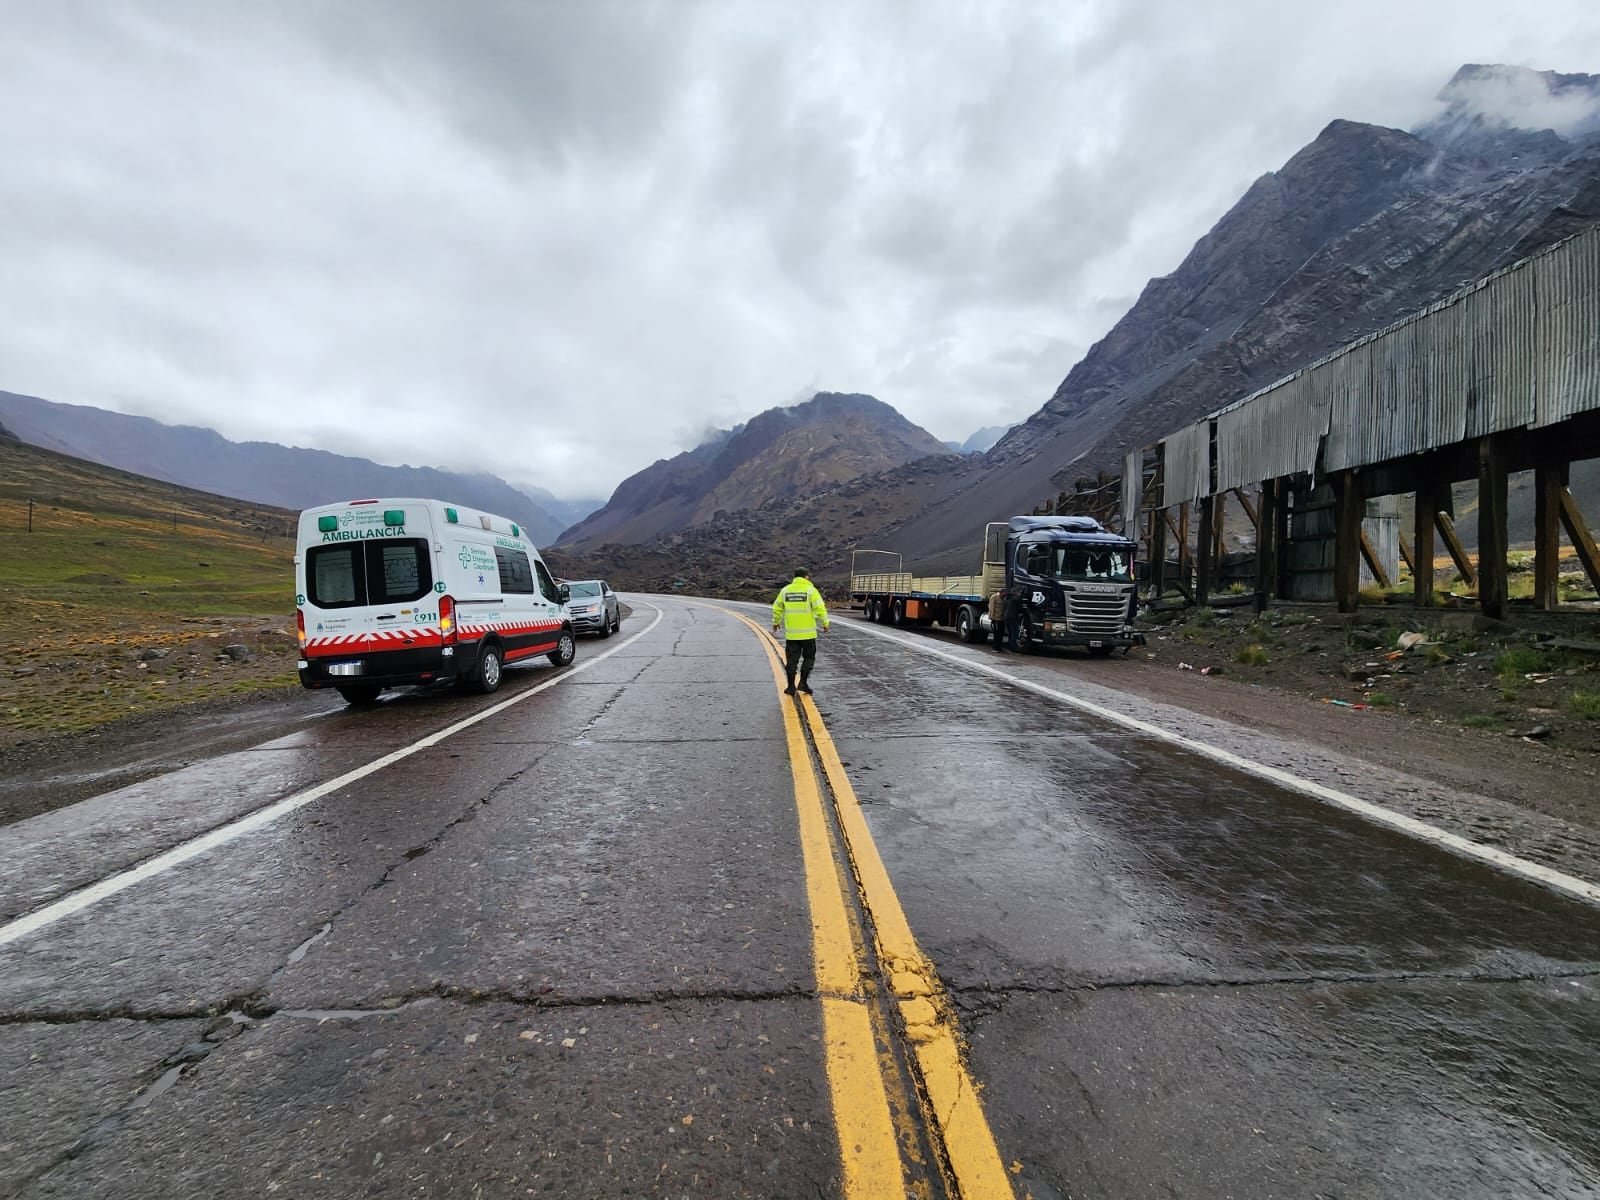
[{"x1": 307, "y1": 539, "x2": 433, "y2": 609}]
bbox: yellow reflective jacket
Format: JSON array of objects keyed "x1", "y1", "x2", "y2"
[{"x1": 772, "y1": 576, "x2": 829, "y2": 640}]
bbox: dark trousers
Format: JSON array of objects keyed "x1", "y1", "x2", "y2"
[
  {"x1": 993, "y1": 615, "x2": 1019, "y2": 651},
  {"x1": 784, "y1": 638, "x2": 817, "y2": 685}
]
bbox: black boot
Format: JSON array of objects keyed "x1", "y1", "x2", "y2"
[{"x1": 783, "y1": 677, "x2": 796, "y2": 695}]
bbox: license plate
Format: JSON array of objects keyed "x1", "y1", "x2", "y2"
[
  {"x1": 1089, "y1": 640, "x2": 1104, "y2": 648},
  {"x1": 327, "y1": 662, "x2": 364, "y2": 677}
]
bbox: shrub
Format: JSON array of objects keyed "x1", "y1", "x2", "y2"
[
  {"x1": 1461, "y1": 715, "x2": 1498, "y2": 729},
  {"x1": 1193, "y1": 607, "x2": 1216, "y2": 627},
  {"x1": 1366, "y1": 692, "x2": 1395, "y2": 707},
  {"x1": 1494, "y1": 647, "x2": 1549, "y2": 678},
  {"x1": 1236, "y1": 644, "x2": 1270, "y2": 667},
  {"x1": 1423, "y1": 644, "x2": 1451, "y2": 666},
  {"x1": 1569, "y1": 691, "x2": 1600, "y2": 721}
]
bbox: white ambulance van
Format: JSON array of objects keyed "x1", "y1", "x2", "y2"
[{"x1": 294, "y1": 498, "x2": 575, "y2": 705}]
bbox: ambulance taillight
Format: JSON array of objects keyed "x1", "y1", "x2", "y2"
[
  {"x1": 439, "y1": 595, "x2": 456, "y2": 644},
  {"x1": 296, "y1": 608, "x2": 306, "y2": 647}
]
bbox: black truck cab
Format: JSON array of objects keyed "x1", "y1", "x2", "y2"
[{"x1": 1001, "y1": 516, "x2": 1144, "y2": 655}]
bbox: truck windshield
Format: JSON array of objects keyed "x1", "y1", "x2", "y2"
[{"x1": 1050, "y1": 547, "x2": 1131, "y2": 581}]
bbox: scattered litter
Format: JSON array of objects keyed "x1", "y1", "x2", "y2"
[
  {"x1": 1200, "y1": 666, "x2": 1226, "y2": 676},
  {"x1": 1515, "y1": 724, "x2": 1554, "y2": 740},
  {"x1": 1396, "y1": 631, "x2": 1427, "y2": 651},
  {"x1": 1320, "y1": 698, "x2": 1371, "y2": 710},
  {"x1": 1178, "y1": 662, "x2": 1195, "y2": 671},
  {"x1": 561, "y1": 1037, "x2": 577, "y2": 1048}
]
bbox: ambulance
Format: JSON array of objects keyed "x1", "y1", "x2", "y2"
[{"x1": 294, "y1": 498, "x2": 575, "y2": 705}]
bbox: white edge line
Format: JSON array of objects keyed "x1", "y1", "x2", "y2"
[
  {"x1": 0, "y1": 604, "x2": 667, "y2": 948},
  {"x1": 835, "y1": 616, "x2": 1600, "y2": 909}
]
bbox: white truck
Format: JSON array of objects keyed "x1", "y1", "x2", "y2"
[{"x1": 295, "y1": 497, "x2": 575, "y2": 704}]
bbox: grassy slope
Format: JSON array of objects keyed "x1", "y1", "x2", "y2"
[{"x1": 0, "y1": 439, "x2": 301, "y2": 738}]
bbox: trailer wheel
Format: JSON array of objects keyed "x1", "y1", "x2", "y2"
[
  {"x1": 955, "y1": 606, "x2": 977, "y2": 643},
  {"x1": 866, "y1": 598, "x2": 880, "y2": 623},
  {"x1": 889, "y1": 599, "x2": 905, "y2": 627}
]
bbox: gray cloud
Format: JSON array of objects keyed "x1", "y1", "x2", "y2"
[{"x1": 3, "y1": 0, "x2": 1600, "y2": 499}]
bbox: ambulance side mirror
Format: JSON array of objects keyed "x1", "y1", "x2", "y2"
[{"x1": 558, "y1": 584, "x2": 570, "y2": 603}]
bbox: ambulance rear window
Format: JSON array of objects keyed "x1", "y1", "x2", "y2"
[{"x1": 307, "y1": 539, "x2": 433, "y2": 608}]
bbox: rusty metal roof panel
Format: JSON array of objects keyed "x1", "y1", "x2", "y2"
[
  {"x1": 1160, "y1": 422, "x2": 1211, "y2": 507},
  {"x1": 1462, "y1": 265, "x2": 1537, "y2": 438},
  {"x1": 1215, "y1": 368, "x2": 1328, "y2": 491},
  {"x1": 1121, "y1": 448, "x2": 1142, "y2": 533},
  {"x1": 1535, "y1": 226, "x2": 1600, "y2": 426}
]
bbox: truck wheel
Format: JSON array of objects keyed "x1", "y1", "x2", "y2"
[
  {"x1": 867, "y1": 598, "x2": 882, "y2": 623},
  {"x1": 1016, "y1": 615, "x2": 1035, "y2": 654},
  {"x1": 473, "y1": 643, "x2": 504, "y2": 694},
  {"x1": 547, "y1": 630, "x2": 577, "y2": 667},
  {"x1": 890, "y1": 599, "x2": 905, "y2": 627},
  {"x1": 336, "y1": 684, "x2": 381, "y2": 706},
  {"x1": 956, "y1": 606, "x2": 977, "y2": 643}
]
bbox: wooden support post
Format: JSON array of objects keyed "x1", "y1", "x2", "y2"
[
  {"x1": 1276, "y1": 480, "x2": 1293, "y2": 599},
  {"x1": 1178, "y1": 502, "x2": 1191, "y2": 596},
  {"x1": 1359, "y1": 529, "x2": 1392, "y2": 590},
  {"x1": 1477, "y1": 438, "x2": 1508, "y2": 621},
  {"x1": 1534, "y1": 463, "x2": 1567, "y2": 610},
  {"x1": 1333, "y1": 471, "x2": 1363, "y2": 612},
  {"x1": 1254, "y1": 479, "x2": 1277, "y2": 611},
  {"x1": 1436, "y1": 512, "x2": 1476, "y2": 589},
  {"x1": 1150, "y1": 508, "x2": 1168, "y2": 600},
  {"x1": 1196, "y1": 495, "x2": 1215, "y2": 608},
  {"x1": 1213, "y1": 494, "x2": 1226, "y2": 567},
  {"x1": 1414, "y1": 477, "x2": 1438, "y2": 606},
  {"x1": 1398, "y1": 533, "x2": 1415, "y2": 575},
  {"x1": 1559, "y1": 486, "x2": 1600, "y2": 594}
]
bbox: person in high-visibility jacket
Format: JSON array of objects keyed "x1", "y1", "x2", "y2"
[{"x1": 771, "y1": 569, "x2": 830, "y2": 696}]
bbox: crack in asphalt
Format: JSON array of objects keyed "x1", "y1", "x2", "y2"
[{"x1": 949, "y1": 965, "x2": 1600, "y2": 1018}]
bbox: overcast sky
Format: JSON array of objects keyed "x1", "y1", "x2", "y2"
[{"x1": 4, "y1": 1, "x2": 1600, "y2": 501}]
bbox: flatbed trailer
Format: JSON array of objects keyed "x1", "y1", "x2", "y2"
[{"x1": 848, "y1": 555, "x2": 1005, "y2": 644}]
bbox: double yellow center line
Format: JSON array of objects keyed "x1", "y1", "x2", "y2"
[{"x1": 719, "y1": 606, "x2": 1016, "y2": 1199}]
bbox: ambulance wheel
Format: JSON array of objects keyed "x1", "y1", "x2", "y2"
[
  {"x1": 336, "y1": 684, "x2": 381, "y2": 706},
  {"x1": 548, "y1": 630, "x2": 577, "y2": 667},
  {"x1": 955, "y1": 606, "x2": 977, "y2": 643},
  {"x1": 473, "y1": 643, "x2": 504, "y2": 694}
]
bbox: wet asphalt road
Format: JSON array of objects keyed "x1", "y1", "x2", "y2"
[{"x1": 3, "y1": 597, "x2": 1600, "y2": 1198}]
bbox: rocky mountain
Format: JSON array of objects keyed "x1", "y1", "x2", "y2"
[
  {"x1": 0, "y1": 390, "x2": 567, "y2": 544},
  {"x1": 558, "y1": 392, "x2": 954, "y2": 548},
  {"x1": 561, "y1": 63, "x2": 1600, "y2": 588}
]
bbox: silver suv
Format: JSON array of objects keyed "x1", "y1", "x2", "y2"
[{"x1": 564, "y1": 579, "x2": 620, "y2": 637}]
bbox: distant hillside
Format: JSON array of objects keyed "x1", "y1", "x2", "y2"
[
  {"x1": 946, "y1": 425, "x2": 1012, "y2": 455},
  {"x1": 0, "y1": 391, "x2": 565, "y2": 544},
  {"x1": 559, "y1": 392, "x2": 954, "y2": 548}
]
